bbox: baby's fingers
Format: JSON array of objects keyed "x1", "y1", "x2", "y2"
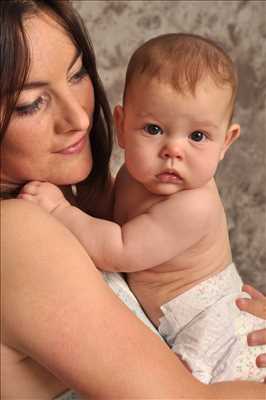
[
  {"x1": 18, "y1": 193, "x2": 38, "y2": 203},
  {"x1": 20, "y1": 180, "x2": 42, "y2": 195}
]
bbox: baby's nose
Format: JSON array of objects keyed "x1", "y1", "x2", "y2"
[{"x1": 160, "y1": 141, "x2": 184, "y2": 159}]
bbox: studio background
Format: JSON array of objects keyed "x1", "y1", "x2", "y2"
[{"x1": 74, "y1": 0, "x2": 266, "y2": 293}]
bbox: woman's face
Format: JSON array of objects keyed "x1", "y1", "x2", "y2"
[{"x1": 1, "y1": 12, "x2": 95, "y2": 186}]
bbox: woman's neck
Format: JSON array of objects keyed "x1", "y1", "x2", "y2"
[{"x1": 0, "y1": 181, "x2": 78, "y2": 203}]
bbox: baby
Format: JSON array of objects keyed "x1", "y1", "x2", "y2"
[{"x1": 20, "y1": 33, "x2": 266, "y2": 383}]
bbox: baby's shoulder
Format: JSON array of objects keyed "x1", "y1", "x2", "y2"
[
  {"x1": 160, "y1": 183, "x2": 221, "y2": 226},
  {"x1": 169, "y1": 182, "x2": 218, "y2": 209}
]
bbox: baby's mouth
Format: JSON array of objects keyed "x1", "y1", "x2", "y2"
[{"x1": 156, "y1": 170, "x2": 183, "y2": 183}]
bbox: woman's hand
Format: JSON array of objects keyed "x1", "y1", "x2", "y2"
[{"x1": 236, "y1": 284, "x2": 266, "y2": 370}]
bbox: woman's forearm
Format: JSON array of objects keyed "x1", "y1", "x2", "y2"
[{"x1": 205, "y1": 381, "x2": 265, "y2": 399}]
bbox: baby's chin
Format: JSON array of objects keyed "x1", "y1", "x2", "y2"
[{"x1": 143, "y1": 181, "x2": 184, "y2": 196}]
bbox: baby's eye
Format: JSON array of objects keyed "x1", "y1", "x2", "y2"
[
  {"x1": 189, "y1": 131, "x2": 207, "y2": 142},
  {"x1": 144, "y1": 124, "x2": 163, "y2": 135}
]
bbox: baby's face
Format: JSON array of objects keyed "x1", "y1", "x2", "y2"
[{"x1": 115, "y1": 76, "x2": 240, "y2": 195}]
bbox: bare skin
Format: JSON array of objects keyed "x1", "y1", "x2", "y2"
[
  {"x1": 20, "y1": 77, "x2": 242, "y2": 326},
  {"x1": 18, "y1": 71, "x2": 266, "y2": 389},
  {"x1": 2, "y1": 9, "x2": 266, "y2": 399},
  {"x1": 21, "y1": 173, "x2": 233, "y2": 326},
  {"x1": 114, "y1": 170, "x2": 233, "y2": 325},
  {"x1": 2, "y1": 200, "x2": 266, "y2": 399}
]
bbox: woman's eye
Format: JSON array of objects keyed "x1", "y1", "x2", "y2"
[
  {"x1": 14, "y1": 97, "x2": 45, "y2": 117},
  {"x1": 190, "y1": 131, "x2": 207, "y2": 142},
  {"x1": 70, "y1": 66, "x2": 88, "y2": 84},
  {"x1": 144, "y1": 124, "x2": 162, "y2": 135}
]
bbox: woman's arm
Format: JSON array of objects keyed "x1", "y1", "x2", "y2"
[{"x1": 1, "y1": 199, "x2": 265, "y2": 399}]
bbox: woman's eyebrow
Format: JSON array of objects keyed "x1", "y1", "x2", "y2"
[
  {"x1": 67, "y1": 49, "x2": 82, "y2": 73},
  {"x1": 22, "y1": 50, "x2": 82, "y2": 91},
  {"x1": 22, "y1": 81, "x2": 49, "y2": 90}
]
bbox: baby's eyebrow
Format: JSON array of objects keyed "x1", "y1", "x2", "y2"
[
  {"x1": 193, "y1": 120, "x2": 219, "y2": 129},
  {"x1": 136, "y1": 111, "x2": 157, "y2": 119}
]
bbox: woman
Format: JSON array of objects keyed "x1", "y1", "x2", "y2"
[{"x1": 1, "y1": 1, "x2": 265, "y2": 398}]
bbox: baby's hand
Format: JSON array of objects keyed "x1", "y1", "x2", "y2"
[{"x1": 18, "y1": 181, "x2": 70, "y2": 214}]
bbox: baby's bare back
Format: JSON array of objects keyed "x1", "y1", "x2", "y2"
[
  {"x1": 128, "y1": 214, "x2": 232, "y2": 326},
  {"x1": 114, "y1": 170, "x2": 232, "y2": 326}
]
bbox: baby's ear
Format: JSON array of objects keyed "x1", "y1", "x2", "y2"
[
  {"x1": 220, "y1": 123, "x2": 240, "y2": 160},
  {"x1": 113, "y1": 105, "x2": 125, "y2": 148}
]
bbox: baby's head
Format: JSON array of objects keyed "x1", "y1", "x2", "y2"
[
  {"x1": 114, "y1": 33, "x2": 240, "y2": 195},
  {"x1": 123, "y1": 33, "x2": 238, "y2": 124}
]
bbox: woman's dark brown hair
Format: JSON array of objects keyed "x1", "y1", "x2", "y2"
[{"x1": 0, "y1": 0, "x2": 113, "y2": 211}]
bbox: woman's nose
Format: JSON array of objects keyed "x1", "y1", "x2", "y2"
[
  {"x1": 58, "y1": 94, "x2": 91, "y2": 134},
  {"x1": 160, "y1": 140, "x2": 184, "y2": 160}
]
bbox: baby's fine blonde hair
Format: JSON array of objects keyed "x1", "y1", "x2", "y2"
[{"x1": 124, "y1": 33, "x2": 238, "y2": 120}]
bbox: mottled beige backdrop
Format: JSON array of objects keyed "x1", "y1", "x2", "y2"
[{"x1": 74, "y1": 0, "x2": 266, "y2": 292}]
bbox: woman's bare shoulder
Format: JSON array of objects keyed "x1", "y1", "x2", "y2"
[
  {"x1": 2, "y1": 199, "x2": 82, "y2": 261},
  {"x1": 1, "y1": 198, "x2": 99, "y2": 318},
  {"x1": 1, "y1": 198, "x2": 116, "y2": 390},
  {"x1": 1, "y1": 198, "x2": 97, "y2": 279},
  {"x1": 1, "y1": 199, "x2": 102, "y2": 361},
  {"x1": 2, "y1": 198, "x2": 90, "y2": 243},
  {"x1": 1, "y1": 197, "x2": 59, "y2": 228}
]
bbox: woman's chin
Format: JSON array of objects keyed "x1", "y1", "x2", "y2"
[{"x1": 50, "y1": 164, "x2": 92, "y2": 186}]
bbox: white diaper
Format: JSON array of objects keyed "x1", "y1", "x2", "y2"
[{"x1": 158, "y1": 263, "x2": 266, "y2": 383}]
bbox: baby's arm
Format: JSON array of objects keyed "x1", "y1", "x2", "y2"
[
  {"x1": 19, "y1": 181, "x2": 71, "y2": 213},
  {"x1": 20, "y1": 181, "x2": 211, "y2": 272}
]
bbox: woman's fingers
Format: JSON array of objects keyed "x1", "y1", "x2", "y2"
[
  {"x1": 256, "y1": 353, "x2": 266, "y2": 368},
  {"x1": 236, "y1": 285, "x2": 266, "y2": 320},
  {"x1": 236, "y1": 297, "x2": 266, "y2": 320},
  {"x1": 242, "y1": 284, "x2": 265, "y2": 300},
  {"x1": 247, "y1": 328, "x2": 266, "y2": 346},
  {"x1": 235, "y1": 284, "x2": 266, "y2": 374}
]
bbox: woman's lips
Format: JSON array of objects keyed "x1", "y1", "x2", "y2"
[
  {"x1": 156, "y1": 171, "x2": 183, "y2": 183},
  {"x1": 56, "y1": 135, "x2": 87, "y2": 155}
]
